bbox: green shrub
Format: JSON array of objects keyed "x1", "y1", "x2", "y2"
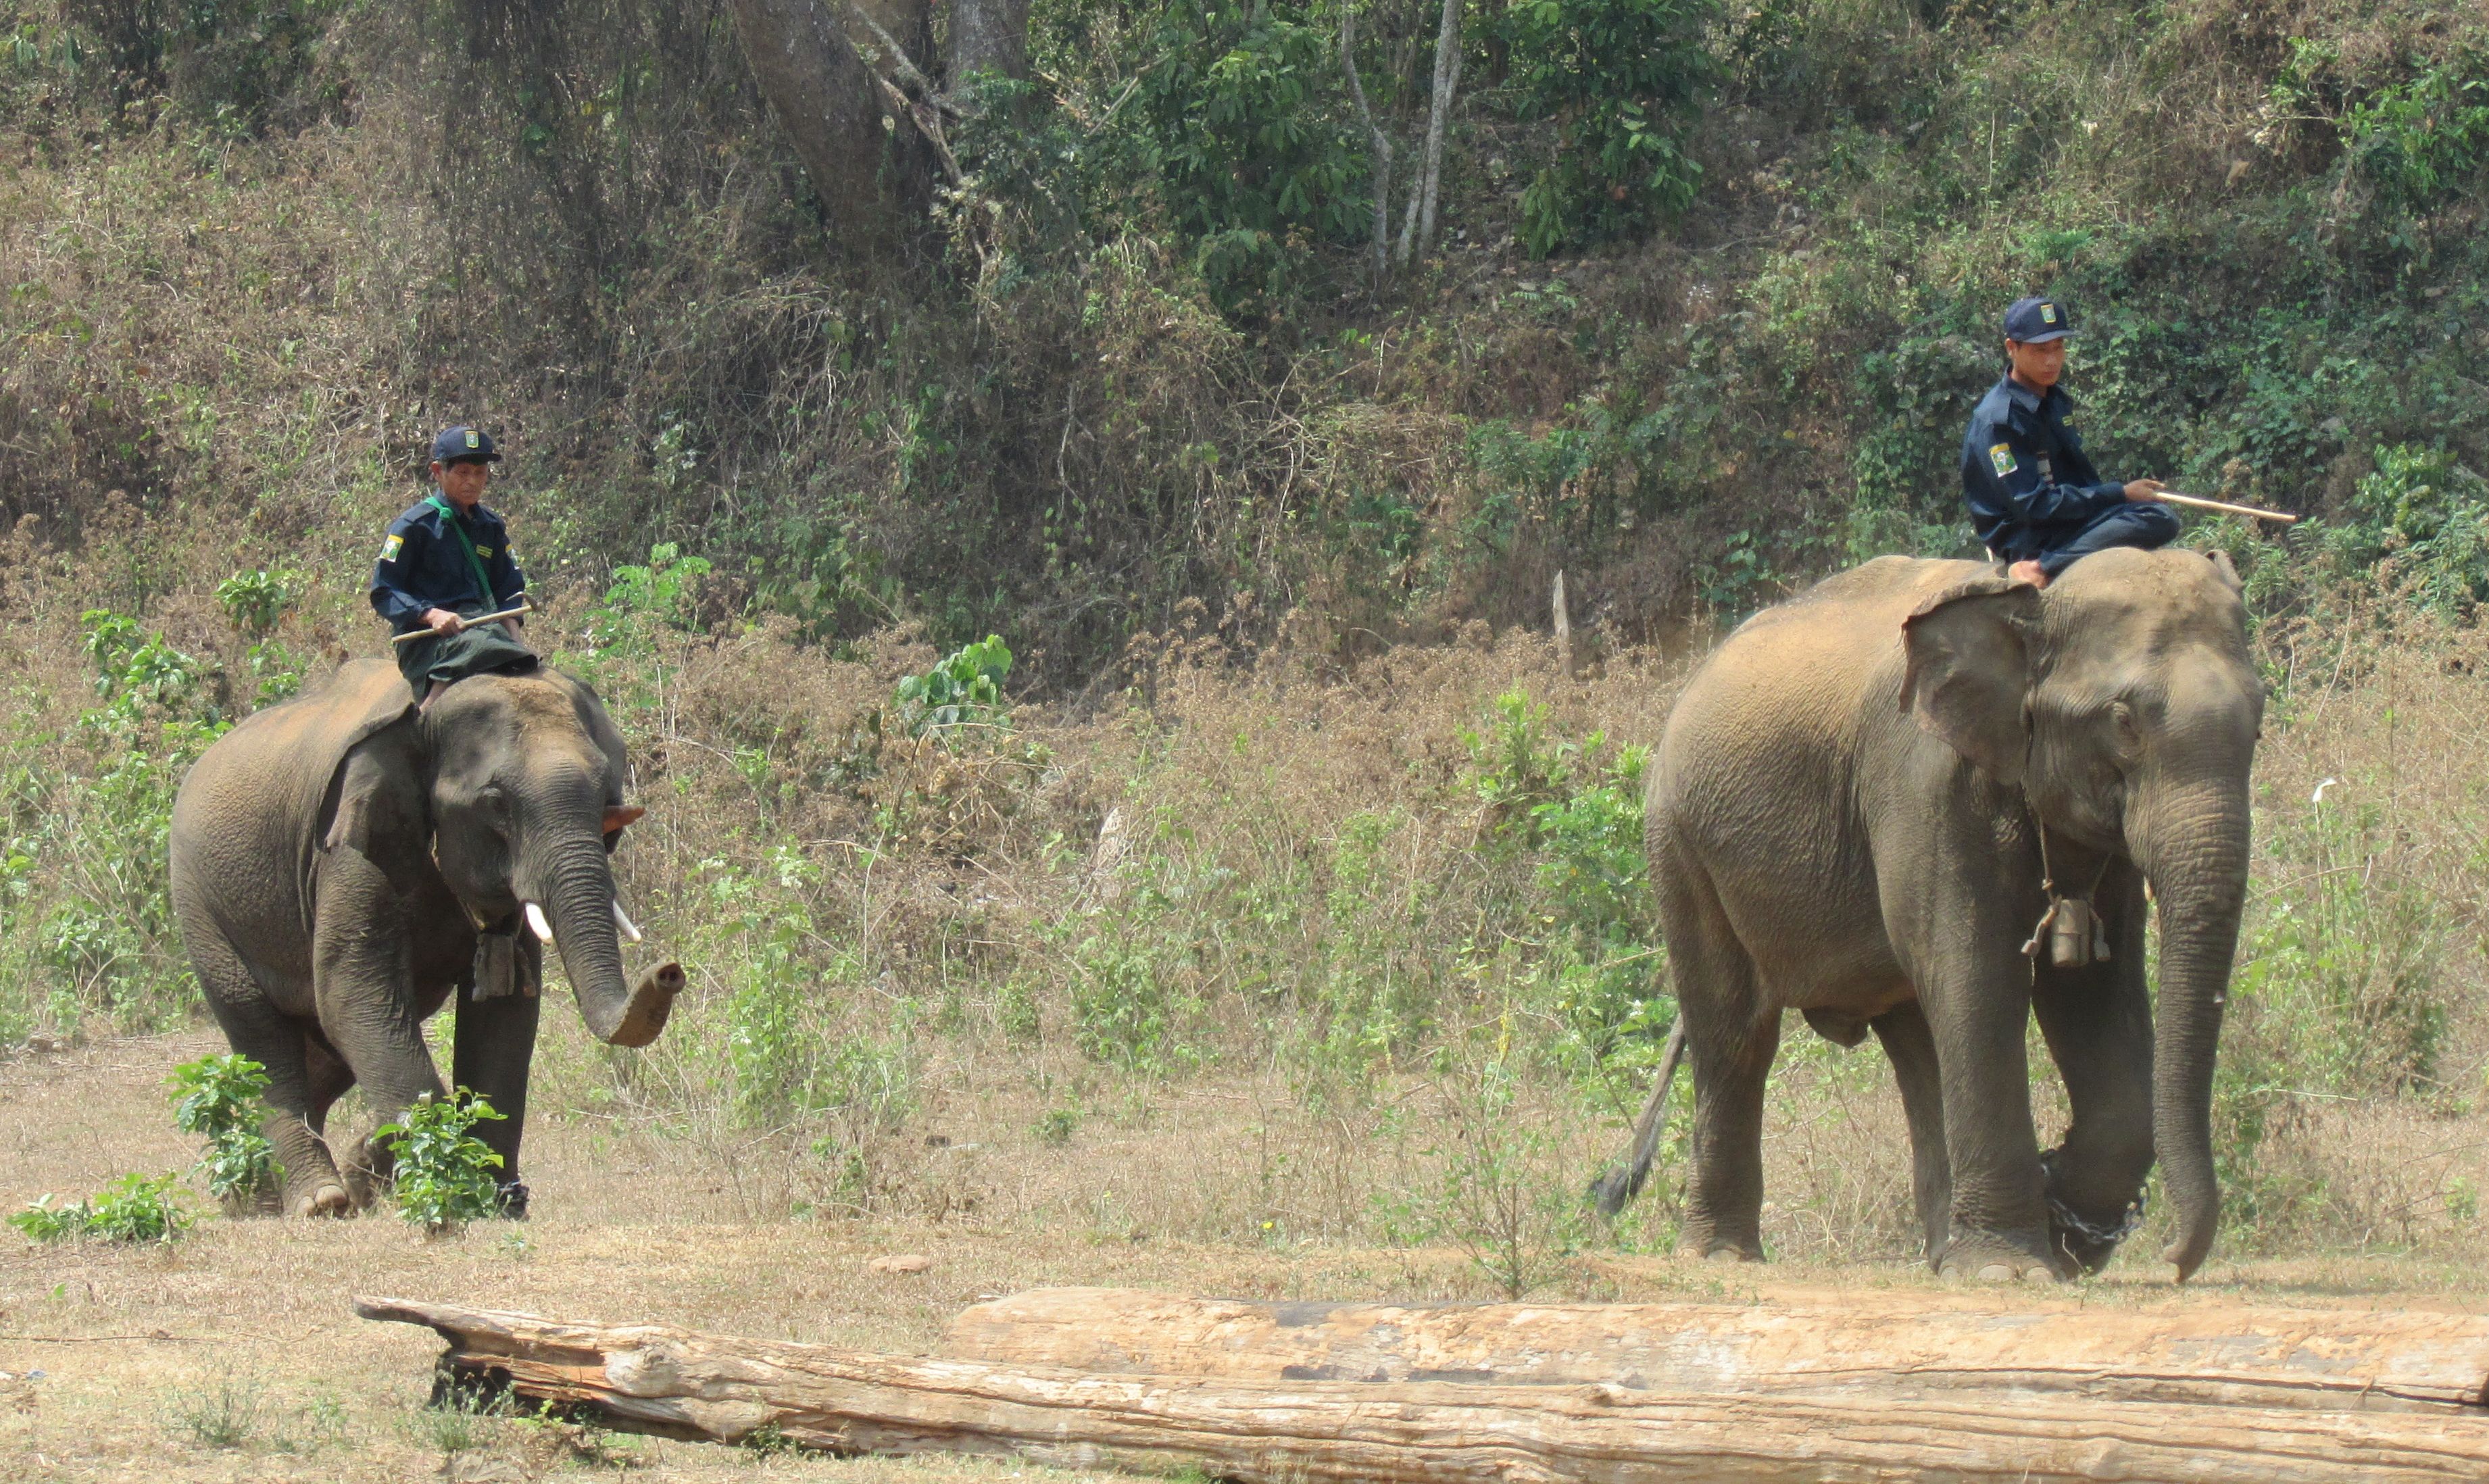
[
  {"x1": 1503, "y1": 0, "x2": 1712, "y2": 255},
  {"x1": 894, "y1": 634, "x2": 1014, "y2": 739},
  {"x1": 1128, "y1": 0, "x2": 1367, "y2": 307},
  {"x1": 213, "y1": 569, "x2": 299, "y2": 638},
  {"x1": 10, "y1": 1171, "x2": 194, "y2": 1243},
  {"x1": 374, "y1": 1091, "x2": 508, "y2": 1233},
  {"x1": 169, "y1": 1053, "x2": 282, "y2": 1205}
]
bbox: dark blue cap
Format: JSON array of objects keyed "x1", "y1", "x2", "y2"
[
  {"x1": 2003, "y1": 296, "x2": 2072, "y2": 343},
  {"x1": 430, "y1": 426, "x2": 501, "y2": 464}
]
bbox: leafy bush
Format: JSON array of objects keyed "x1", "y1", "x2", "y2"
[
  {"x1": 169, "y1": 1053, "x2": 282, "y2": 1205},
  {"x1": 374, "y1": 1091, "x2": 508, "y2": 1233},
  {"x1": 1503, "y1": 0, "x2": 1711, "y2": 255},
  {"x1": 10, "y1": 1171, "x2": 193, "y2": 1243},
  {"x1": 213, "y1": 568, "x2": 299, "y2": 637},
  {"x1": 2341, "y1": 55, "x2": 2489, "y2": 216},
  {"x1": 894, "y1": 634, "x2": 1014, "y2": 739},
  {"x1": 1129, "y1": 0, "x2": 1366, "y2": 306}
]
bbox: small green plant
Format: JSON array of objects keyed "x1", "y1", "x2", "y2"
[
  {"x1": 8, "y1": 1195, "x2": 90, "y2": 1243},
  {"x1": 1035, "y1": 1105, "x2": 1081, "y2": 1146},
  {"x1": 169, "y1": 1053, "x2": 282, "y2": 1206},
  {"x1": 374, "y1": 1091, "x2": 507, "y2": 1233},
  {"x1": 11, "y1": 1172, "x2": 195, "y2": 1243},
  {"x1": 419, "y1": 1381, "x2": 511, "y2": 1454},
  {"x1": 213, "y1": 569, "x2": 300, "y2": 637},
  {"x1": 171, "y1": 1372, "x2": 265, "y2": 1449},
  {"x1": 894, "y1": 634, "x2": 1014, "y2": 739},
  {"x1": 1387, "y1": 1043, "x2": 1581, "y2": 1300}
]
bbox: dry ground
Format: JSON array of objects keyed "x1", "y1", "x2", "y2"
[{"x1": 5, "y1": 1031, "x2": 2486, "y2": 1483}]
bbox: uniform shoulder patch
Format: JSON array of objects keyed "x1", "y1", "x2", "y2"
[
  {"x1": 380, "y1": 532, "x2": 404, "y2": 563},
  {"x1": 476, "y1": 545, "x2": 493, "y2": 559},
  {"x1": 1989, "y1": 443, "x2": 2019, "y2": 477}
]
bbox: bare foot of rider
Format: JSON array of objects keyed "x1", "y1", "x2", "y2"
[{"x1": 2008, "y1": 558, "x2": 2049, "y2": 589}]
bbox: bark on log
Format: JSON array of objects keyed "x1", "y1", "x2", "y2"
[
  {"x1": 950, "y1": 1288, "x2": 2489, "y2": 1414},
  {"x1": 357, "y1": 1295, "x2": 2489, "y2": 1483}
]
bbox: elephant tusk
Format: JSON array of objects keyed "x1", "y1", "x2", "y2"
[
  {"x1": 524, "y1": 901, "x2": 554, "y2": 943},
  {"x1": 610, "y1": 897, "x2": 644, "y2": 944}
]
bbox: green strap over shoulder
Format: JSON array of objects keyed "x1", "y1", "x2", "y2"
[{"x1": 426, "y1": 494, "x2": 497, "y2": 609}]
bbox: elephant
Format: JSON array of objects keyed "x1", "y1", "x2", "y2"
[
  {"x1": 1631, "y1": 547, "x2": 2259, "y2": 1281},
  {"x1": 169, "y1": 658, "x2": 684, "y2": 1218}
]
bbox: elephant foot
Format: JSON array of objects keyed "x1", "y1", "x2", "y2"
[
  {"x1": 291, "y1": 1183, "x2": 351, "y2": 1219},
  {"x1": 1676, "y1": 1231, "x2": 1766, "y2": 1264},
  {"x1": 1938, "y1": 1234, "x2": 2067, "y2": 1284},
  {"x1": 603, "y1": 962, "x2": 685, "y2": 1048}
]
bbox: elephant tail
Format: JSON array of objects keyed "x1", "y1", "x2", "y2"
[{"x1": 1589, "y1": 1016, "x2": 1687, "y2": 1218}]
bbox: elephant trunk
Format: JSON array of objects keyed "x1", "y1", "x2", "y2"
[
  {"x1": 533, "y1": 841, "x2": 679, "y2": 1047},
  {"x1": 2133, "y1": 776, "x2": 2252, "y2": 1282}
]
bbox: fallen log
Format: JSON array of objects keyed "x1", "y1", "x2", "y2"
[
  {"x1": 950, "y1": 1288, "x2": 2489, "y2": 1414},
  {"x1": 358, "y1": 1295, "x2": 2489, "y2": 1483}
]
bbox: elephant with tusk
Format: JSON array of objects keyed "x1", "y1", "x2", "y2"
[
  {"x1": 1621, "y1": 548, "x2": 2260, "y2": 1282},
  {"x1": 170, "y1": 659, "x2": 684, "y2": 1218}
]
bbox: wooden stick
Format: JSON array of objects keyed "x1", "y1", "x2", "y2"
[
  {"x1": 356, "y1": 1297, "x2": 2489, "y2": 1482},
  {"x1": 2157, "y1": 491, "x2": 2300, "y2": 524},
  {"x1": 391, "y1": 603, "x2": 532, "y2": 645},
  {"x1": 951, "y1": 1288, "x2": 2489, "y2": 1414}
]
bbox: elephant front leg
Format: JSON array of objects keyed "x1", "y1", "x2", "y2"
[
  {"x1": 453, "y1": 976, "x2": 541, "y2": 1218},
  {"x1": 312, "y1": 852, "x2": 450, "y2": 1208},
  {"x1": 1921, "y1": 938, "x2": 2065, "y2": 1282},
  {"x1": 2031, "y1": 869, "x2": 2155, "y2": 1275}
]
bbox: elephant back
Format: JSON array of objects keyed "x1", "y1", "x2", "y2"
[{"x1": 173, "y1": 660, "x2": 417, "y2": 875}]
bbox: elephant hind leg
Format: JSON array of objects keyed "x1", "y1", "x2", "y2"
[
  {"x1": 187, "y1": 936, "x2": 349, "y2": 1218},
  {"x1": 1658, "y1": 860, "x2": 1779, "y2": 1263},
  {"x1": 1870, "y1": 1001, "x2": 1952, "y2": 1266}
]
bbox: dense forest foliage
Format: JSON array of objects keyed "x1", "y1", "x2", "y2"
[
  {"x1": 1, "y1": 0, "x2": 2486, "y2": 1266},
  {"x1": 2, "y1": 0, "x2": 2482, "y2": 673}
]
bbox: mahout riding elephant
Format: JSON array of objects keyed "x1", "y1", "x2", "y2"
[
  {"x1": 170, "y1": 658, "x2": 683, "y2": 1218},
  {"x1": 1634, "y1": 548, "x2": 2259, "y2": 1281}
]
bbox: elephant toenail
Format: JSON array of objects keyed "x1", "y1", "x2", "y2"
[
  {"x1": 1976, "y1": 1262, "x2": 2015, "y2": 1281},
  {"x1": 2027, "y1": 1266, "x2": 2059, "y2": 1285}
]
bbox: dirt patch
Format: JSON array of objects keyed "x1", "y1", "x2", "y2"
[{"x1": 3, "y1": 1031, "x2": 2483, "y2": 1481}]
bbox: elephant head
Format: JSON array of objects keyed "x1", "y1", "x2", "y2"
[
  {"x1": 1902, "y1": 547, "x2": 2261, "y2": 1280},
  {"x1": 323, "y1": 666, "x2": 681, "y2": 1047}
]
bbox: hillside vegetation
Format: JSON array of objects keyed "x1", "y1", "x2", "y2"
[{"x1": 0, "y1": 0, "x2": 2484, "y2": 1274}]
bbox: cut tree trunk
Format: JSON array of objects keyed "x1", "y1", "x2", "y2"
[
  {"x1": 358, "y1": 1296, "x2": 2489, "y2": 1483},
  {"x1": 948, "y1": 1288, "x2": 2489, "y2": 1414}
]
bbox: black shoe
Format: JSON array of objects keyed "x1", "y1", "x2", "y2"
[{"x1": 495, "y1": 1181, "x2": 531, "y2": 1220}]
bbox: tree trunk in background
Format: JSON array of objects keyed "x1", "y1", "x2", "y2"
[
  {"x1": 723, "y1": 0, "x2": 906, "y2": 239},
  {"x1": 1396, "y1": 0, "x2": 1462, "y2": 266},
  {"x1": 948, "y1": 0, "x2": 1031, "y2": 84},
  {"x1": 1339, "y1": 3, "x2": 1393, "y2": 282}
]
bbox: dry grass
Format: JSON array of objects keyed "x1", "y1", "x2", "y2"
[{"x1": 5, "y1": 1019, "x2": 2486, "y2": 1483}]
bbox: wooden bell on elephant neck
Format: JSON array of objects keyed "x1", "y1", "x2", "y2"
[{"x1": 2046, "y1": 896, "x2": 2111, "y2": 968}]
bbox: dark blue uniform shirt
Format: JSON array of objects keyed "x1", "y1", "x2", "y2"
[
  {"x1": 1959, "y1": 374, "x2": 2127, "y2": 559},
  {"x1": 368, "y1": 497, "x2": 527, "y2": 631}
]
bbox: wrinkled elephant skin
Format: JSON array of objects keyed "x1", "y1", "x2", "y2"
[
  {"x1": 1647, "y1": 551, "x2": 2258, "y2": 1282},
  {"x1": 170, "y1": 660, "x2": 675, "y2": 1218}
]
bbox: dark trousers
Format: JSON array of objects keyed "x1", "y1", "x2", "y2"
[
  {"x1": 395, "y1": 602, "x2": 539, "y2": 696},
  {"x1": 2029, "y1": 501, "x2": 2182, "y2": 578}
]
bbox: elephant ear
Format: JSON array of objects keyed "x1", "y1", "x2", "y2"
[
  {"x1": 316, "y1": 661, "x2": 426, "y2": 857},
  {"x1": 1900, "y1": 575, "x2": 2042, "y2": 785},
  {"x1": 2206, "y1": 548, "x2": 2244, "y2": 596}
]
